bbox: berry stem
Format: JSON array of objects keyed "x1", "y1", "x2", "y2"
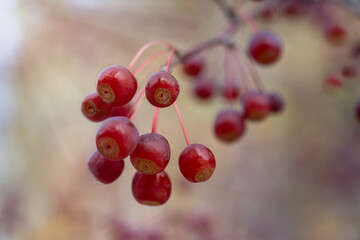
[
  {"x1": 245, "y1": 55, "x2": 266, "y2": 91},
  {"x1": 152, "y1": 107, "x2": 159, "y2": 133},
  {"x1": 238, "y1": 11, "x2": 259, "y2": 33},
  {"x1": 230, "y1": 49, "x2": 250, "y2": 92},
  {"x1": 127, "y1": 40, "x2": 175, "y2": 69},
  {"x1": 127, "y1": 87, "x2": 146, "y2": 118},
  {"x1": 166, "y1": 48, "x2": 176, "y2": 72},
  {"x1": 129, "y1": 95, "x2": 146, "y2": 121},
  {"x1": 174, "y1": 102, "x2": 191, "y2": 146},
  {"x1": 132, "y1": 50, "x2": 168, "y2": 76},
  {"x1": 224, "y1": 49, "x2": 234, "y2": 108}
]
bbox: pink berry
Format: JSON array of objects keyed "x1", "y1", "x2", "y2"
[
  {"x1": 242, "y1": 91, "x2": 272, "y2": 121},
  {"x1": 88, "y1": 150, "x2": 125, "y2": 184},
  {"x1": 248, "y1": 30, "x2": 282, "y2": 65},
  {"x1": 145, "y1": 71, "x2": 180, "y2": 108},
  {"x1": 131, "y1": 171, "x2": 171, "y2": 206},
  {"x1": 193, "y1": 77, "x2": 215, "y2": 100},
  {"x1": 325, "y1": 25, "x2": 347, "y2": 47},
  {"x1": 130, "y1": 133, "x2": 171, "y2": 175},
  {"x1": 96, "y1": 116, "x2": 139, "y2": 160},
  {"x1": 182, "y1": 56, "x2": 204, "y2": 76},
  {"x1": 268, "y1": 92, "x2": 285, "y2": 113},
  {"x1": 179, "y1": 143, "x2": 216, "y2": 183},
  {"x1": 222, "y1": 81, "x2": 240, "y2": 100},
  {"x1": 214, "y1": 109, "x2": 246, "y2": 142},
  {"x1": 97, "y1": 65, "x2": 137, "y2": 106},
  {"x1": 81, "y1": 92, "x2": 112, "y2": 122}
]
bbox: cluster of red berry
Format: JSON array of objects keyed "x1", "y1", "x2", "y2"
[{"x1": 81, "y1": 46, "x2": 216, "y2": 205}]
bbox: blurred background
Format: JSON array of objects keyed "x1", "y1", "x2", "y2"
[{"x1": 1, "y1": 0, "x2": 360, "y2": 239}]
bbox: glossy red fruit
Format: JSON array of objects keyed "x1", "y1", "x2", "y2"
[
  {"x1": 96, "y1": 116, "x2": 139, "y2": 160},
  {"x1": 325, "y1": 25, "x2": 347, "y2": 47},
  {"x1": 145, "y1": 71, "x2": 180, "y2": 108},
  {"x1": 130, "y1": 133, "x2": 171, "y2": 175},
  {"x1": 214, "y1": 109, "x2": 246, "y2": 142},
  {"x1": 81, "y1": 92, "x2": 112, "y2": 122},
  {"x1": 179, "y1": 143, "x2": 216, "y2": 183},
  {"x1": 182, "y1": 56, "x2": 204, "y2": 76},
  {"x1": 242, "y1": 91, "x2": 272, "y2": 121},
  {"x1": 193, "y1": 77, "x2": 215, "y2": 100},
  {"x1": 355, "y1": 99, "x2": 360, "y2": 122},
  {"x1": 110, "y1": 103, "x2": 131, "y2": 117},
  {"x1": 342, "y1": 65, "x2": 357, "y2": 78},
  {"x1": 248, "y1": 30, "x2": 282, "y2": 65},
  {"x1": 324, "y1": 74, "x2": 342, "y2": 92},
  {"x1": 268, "y1": 92, "x2": 285, "y2": 113},
  {"x1": 131, "y1": 171, "x2": 171, "y2": 206},
  {"x1": 97, "y1": 65, "x2": 137, "y2": 106},
  {"x1": 222, "y1": 81, "x2": 240, "y2": 100},
  {"x1": 88, "y1": 150, "x2": 125, "y2": 184}
]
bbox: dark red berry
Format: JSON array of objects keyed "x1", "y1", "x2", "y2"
[
  {"x1": 97, "y1": 65, "x2": 137, "y2": 106},
  {"x1": 282, "y1": 2, "x2": 305, "y2": 17},
  {"x1": 96, "y1": 116, "x2": 139, "y2": 160},
  {"x1": 214, "y1": 109, "x2": 246, "y2": 142},
  {"x1": 268, "y1": 92, "x2": 285, "y2": 113},
  {"x1": 342, "y1": 65, "x2": 357, "y2": 78},
  {"x1": 248, "y1": 30, "x2": 282, "y2": 65},
  {"x1": 179, "y1": 143, "x2": 216, "y2": 183},
  {"x1": 131, "y1": 171, "x2": 171, "y2": 206},
  {"x1": 242, "y1": 91, "x2": 272, "y2": 121},
  {"x1": 222, "y1": 81, "x2": 240, "y2": 100},
  {"x1": 110, "y1": 103, "x2": 132, "y2": 117},
  {"x1": 193, "y1": 77, "x2": 215, "y2": 100},
  {"x1": 182, "y1": 56, "x2": 204, "y2": 76},
  {"x1": 130, "y1": 133, "x2": 171, "y2": 175},
  {"x1": 81, "y1": 92, "x2": 112, "y2": 122},
  {"x1": 145, "y1": 71, "x2": 180, "y2": 108},
  {"x1": 88, "y1": 150, "x2": 125, "y2": 184},
  {"x1": 325, "y1": 25, "x2": 347, "y2": 47},
  {"x1": 351, "y1": 41, "x2": 360, "y2": 59},
  {"x1": 355, "y1": 99, "x2": 360, "y2": 122}
]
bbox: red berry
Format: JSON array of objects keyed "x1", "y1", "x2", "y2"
[
  {"x1": 193, "y1": 77, "x2": 215, "y2": 100},
  {"x1": 268, "y1": 92, "x2": 285, "y2": 113},
  {"x1": 110, "y1": 103, "x2": 132, "y2": 117},
  {"x1": 179, "y1": 143, "x2": 216, "y2": 183},
  {"x1": 282, "y1": 2, "x2": 305, "y2": 17},
  {"x1": 182, "y1": 56, "x2": 204, "y2": 76},
  {"x1": 96, "y1": 116, "x2": 139, "y2": 160},
  {"x1": 130, "y1": 133, "x2": 171, "y2": 175},
  {"x1": 131, "y1": 171, "x2": 171, "y2": 206},
  {"x1": 248, "y1": 30, "x2": 282, "y2": 65},
  {"x1": 325, "y1": 25, "x2": 347, "y2": 47},
  {"x1": 88, "y1": 150, "x2": 125, "y2": 184},
  {"x1": 145, "y1": 71, "x2": 180, "y2": 108},
  {"x1": 342, "y1": 65, "x2": 357, "y2": 78},
  {"x1": 355, "y1": 99, "x2": 360, "y2": 122},
  {"x1": 222, "y1": 81, "x2": 240, "y2": 100},
  {"x1": 214, "y1": 109, "x2": 246, "y2": 142},
  {"x1": 242, "y1": 91, "x2": 272, "y2": 121},
  {"x1": 81, "y1": 92, "x2": 112, "y2": 122},
  {"x1": 351, "y1": 41, "x2": 360, "y2": 59},
  {"x1": 324, "y1": 74, "x2": 342, "y2": 91},
  {"x1": 97, "y1": 65, "x2": 137, "y2": 106}
]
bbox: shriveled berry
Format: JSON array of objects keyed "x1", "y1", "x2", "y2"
[
  {"x1": 193, "y1": 77, "x2": 215, "y2": 100},
  {"x1": 132, "y1": 171, "x2": 171, "y2": 206},
  {"x1": 97, "y1": 65, "x2": 137, "y2": 106},
  {"x1": 248, "y1": 30, "x2": 282, "y2": 65},
  {"x1": 96, "y1": 116, "x2": 139, "y2": 160},
  {"x1": 325, "y1": 25, "x2": 347, "y2": 47},
  {"x1": 268, "y1": 92, "x2": 285, "y2": 113},
  {"x1": 179, "y1": 143, "x2": 216, "y2": 183},
  {"x1": 242, "y1": 91, "x2": 272, "y2": 121},
  {"x1": 145, "y1": 71, "x2": 180, "y2": 108},
  {"x1": 130, "y1": 133, "x2": 170, "y2": 175},
  {"x1": 214, "y1": 109, "x2": 246, "y2": 142},
  {"x1": 88, "y1": 150, "x2": 125, "y2": 184},
  {"x1": 81, "y1": 92, "x2": 112, "y2": 122},
  {"x1": 182, "y1": 56, "x2": 204, "y2": 76},
  {"x1": 222, "y1": 81, "x2": 240, "y2": 100}
]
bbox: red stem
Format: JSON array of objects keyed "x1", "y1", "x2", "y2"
[
  {"x1": 238, "y1": 11, "x2": 259, "y2": 33},
  {"x1": 132, "y1": 50, "x2": 168, "y2": 76},
  {"x1": 152, "y1": 107, "x2": 159, "y2": 133},
  {"x1": 230, "y1": 50, "x2": 250, "y2": 92},
  {"x1": 173, "y1": 102, "x2": 191, "y2": 146},
  {"x1": 166, "y1": 48, "x2": 175, "y2": 72},
  {"x1": 129, "y1": 95, "x2": 146, "y2": 121},
  {"x1": 127, "y1": 87, "x2": 146, "y2": 118}
]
